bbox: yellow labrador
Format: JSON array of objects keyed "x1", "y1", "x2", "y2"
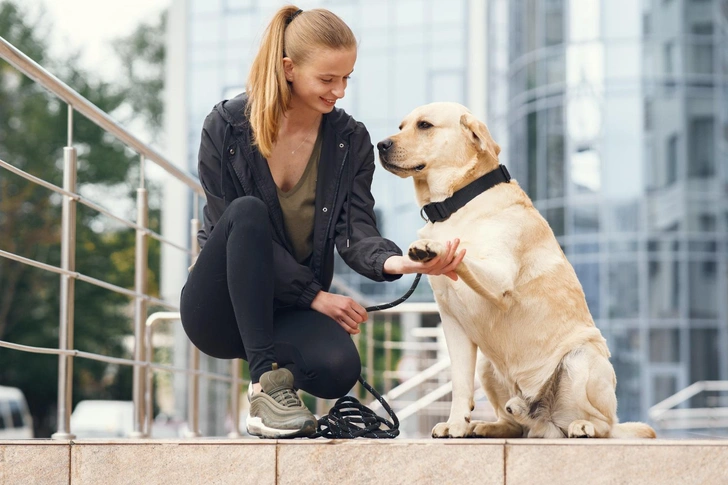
[{"x1": 378, "y1": 102, "x2": 655, "y2": 439}]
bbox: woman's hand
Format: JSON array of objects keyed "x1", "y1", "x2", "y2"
[
  {"x1": 383, "y1": 238, "x2": 466, "y2": 281},
  {"x1": 311, "y1": 291, "x2": 368, "y2": 335}
]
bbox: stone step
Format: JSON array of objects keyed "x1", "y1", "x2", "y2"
[{"x1": 2, "y1": 438, "x2": 727, "y2": 484}]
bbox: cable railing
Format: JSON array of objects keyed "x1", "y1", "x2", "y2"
[{"x1": 0, "y1": 35, "x2": 231, "y2": 439}]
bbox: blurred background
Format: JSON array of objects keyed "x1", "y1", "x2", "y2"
[{"x1": 1, "y1": 0, "x2": 727, "y2": 439}]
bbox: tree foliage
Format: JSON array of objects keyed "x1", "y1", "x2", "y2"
[{"x1": 0, "y1": 1, "x2": 164, "y2": 437}]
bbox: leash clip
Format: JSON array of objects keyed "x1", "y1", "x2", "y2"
[{"x1": 420, "y1": 206, "x2": 429, "y2": 222}]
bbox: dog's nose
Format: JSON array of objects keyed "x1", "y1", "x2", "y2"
[{"x1": 377, "y1": 139, "x2": 393, "y2": 152}]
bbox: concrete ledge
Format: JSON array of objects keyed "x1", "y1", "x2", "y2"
[
  {"x1": 0, "y1": 440, "x2": 70, "y2": 485},
  {"x1": 1, "y1": 439, "x2": 726, "y2": 485}
]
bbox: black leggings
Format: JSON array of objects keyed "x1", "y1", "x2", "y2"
[{"x1": 180, "y1": 196, "x2": 361, "y2": 399}]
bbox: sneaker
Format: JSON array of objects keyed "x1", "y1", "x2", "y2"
[{"x1": 245, "y1": 364, "x2": 317, "y2": 438}]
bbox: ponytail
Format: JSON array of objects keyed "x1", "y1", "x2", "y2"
[
  {"x1": 245, "y1": 6, "x2": 357, "y2": 158},
  {"x1": 245, "y1": 6, "x2": 299, "y2": 158}
]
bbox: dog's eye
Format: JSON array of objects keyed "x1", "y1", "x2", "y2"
[{"x1": 417, "y1": 121, "x2": 433, "y2": 130}]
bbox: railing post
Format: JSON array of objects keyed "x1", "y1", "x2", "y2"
[
  {"x1": 227, "y1": 359, "x2": 242, "y2": 438},
  {"x1": 131, "y1": 155, "x2": 149, "y2": 438},
  {"x1": 52, "y1": 106, "x2": 77, "y2": 440},
  {"x1": 144, "y1": 317, "x2": 154, "y2": 436},
  {"x1": 185, "y1": 211, "x2": 202, "y2": 438},
  {"x1": 384, "y1": 314, "x2": 393, "y2": 393},
  {"x1": 185, "y1": 344, "x2": 201, "y2": 438},
  {"x1": 366, "y1": 314, "x2": 374, "y2": 390}
]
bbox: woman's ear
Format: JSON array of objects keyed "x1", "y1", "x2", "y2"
[{"x1": 283, "y1": 57, "x2": 294, "y2": 82}]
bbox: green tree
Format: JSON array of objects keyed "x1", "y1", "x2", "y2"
[{"x1": 0, "y1": 1, "x2": 164, "y2": 436}]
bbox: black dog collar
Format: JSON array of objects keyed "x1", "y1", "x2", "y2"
[{"x1": 420, "y1": 164, "x2": 511, "y2": 223}]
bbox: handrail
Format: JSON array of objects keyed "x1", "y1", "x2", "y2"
[
  {"x1": 0, "y1": 36, "x2": 203, "y2": 196},
  {"x1": 0, "y1": 158, "x2": 191, "y2": 255},
  {"x1": 649, "y1": 381, "x2": 728, "y2": 424},
  {"x1": 0, "y1": 34, "x2": 204, "y2": 439}
]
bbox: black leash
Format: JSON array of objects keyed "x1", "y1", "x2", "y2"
[{"x1": 310, "y1": 274, "x2": 422, "y2": 439}]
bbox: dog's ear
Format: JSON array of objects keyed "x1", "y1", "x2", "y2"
[{"x1": 460, "y1": 113, "x2": 501, "y2": 159}]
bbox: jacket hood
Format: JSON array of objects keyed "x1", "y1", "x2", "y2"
[{"x1": 215, "y1": 92, "x2": 359, "y2": 139}]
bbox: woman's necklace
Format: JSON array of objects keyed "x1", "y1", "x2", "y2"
[{"x1": 290, "y1": 118, "x2": 320, "y2": 155}]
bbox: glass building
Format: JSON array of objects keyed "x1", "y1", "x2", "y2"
[{"x1": 487, "y1": 0, "x2": 728, "y2": 421}]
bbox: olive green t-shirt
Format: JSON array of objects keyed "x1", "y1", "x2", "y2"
[{"x1": 277, "y1": 129, "x2": 322, "y2": 264}]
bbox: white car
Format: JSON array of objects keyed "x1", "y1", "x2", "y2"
[
  {"x1": 70, "y1": 400, "x2": 134, "y2": 438},
  {"x1": 0, "y1": 385, "x2": 34, "y2": 439}
]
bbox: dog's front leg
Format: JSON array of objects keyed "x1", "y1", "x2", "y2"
[
  {"x1": 408, "y1": 239, "x2": 516, "y2": 312},
  {"x1": 432, "y1": 317, "x2": 477, "y2": 438},
  {"x1": 455, "y1": 256, "x2": 516, "y2": 312}
]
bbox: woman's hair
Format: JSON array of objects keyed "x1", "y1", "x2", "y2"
[{"x1": 245, "y1": 6, "x2": 357, "y2": 158}]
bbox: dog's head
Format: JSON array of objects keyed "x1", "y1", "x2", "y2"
[{"x1": 377, "y1": 102, "x2": 501, "y2": 205}]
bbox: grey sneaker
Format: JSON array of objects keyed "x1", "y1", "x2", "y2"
[{"x1": 246, "y1": 365, "x2": 317, "y2": 438}]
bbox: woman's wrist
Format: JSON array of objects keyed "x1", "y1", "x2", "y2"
[{"x1": 383, "y1": 255, "x2": 405, "y2": 275}]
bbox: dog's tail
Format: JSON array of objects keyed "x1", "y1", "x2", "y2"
[{"x1": 610, "y1": 422, "x2": 656, "y2": 439}]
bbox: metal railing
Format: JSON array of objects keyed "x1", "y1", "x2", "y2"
[
  {"x1": 0, "y1": 35, "x2": 241, "y2": 439},
  {"x1": 649, "y1": 381, "x2": 728, "y2": 431}
]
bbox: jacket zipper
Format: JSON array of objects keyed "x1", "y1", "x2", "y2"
[{"x1": 317, "y1": 146, "x2": 349, "y2": 282}]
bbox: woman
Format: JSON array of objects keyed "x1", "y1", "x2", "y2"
[{"x1": 180, "y1": 5, "x2": 464, "y2": 439}]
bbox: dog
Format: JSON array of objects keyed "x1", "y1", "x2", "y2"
[{"x1": 377, "y1": 102, "x2": 655, "y2": 439}]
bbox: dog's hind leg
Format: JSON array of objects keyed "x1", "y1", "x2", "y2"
[
  {"x1": 557, "y1": 346, "x2": 617, "y2": 438},
  {"x1": 469, "y1": 359, "x2": 524, "y2": 438}
]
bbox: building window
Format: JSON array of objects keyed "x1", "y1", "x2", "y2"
[
  {"x1": 688, "y1": 117, "x2": 715, "y2": 178},
  {"x1": 666, "y1": 134, "x2": 678, "y2": 186},
  {"x1": 644, "y1": 99, "x2": 652, "y2": 131},
  {"x1": 649, "y1": 329, "x2": 680, "y2": 363},
  {"x1": 691, "y1": 23, "x2": 714, "y2": 77},
  {"x1": 690, "y1": 329, "x2": 720, "y2": 407},
  {"x1": 652, "y1": 375, "x2": 677, "y2": 405},
  {"x1": 546, "y1": 207, "x2": 565, "y2": 237},
  {"x1": 642, "y1": 13, "x2": 651, "y2": 35},
  {"x1": 573, "y1": 263, "x2": 601, "y2": 318},
  {"x1": 688, "y1": 261, "x2": 717, "y2": 318},
  {"x1": 608, "y1": 262, "x2": 640, "y2": 318},
  {"x1": 662, "y1": 41, "x2": 675, "y2": 87},
  {"x1": 648, "y1": 259, "x2": 680, "y2": 318}
]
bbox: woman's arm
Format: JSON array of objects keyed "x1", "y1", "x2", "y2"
[{"x1": 334, "y1": 123, "x2": 403, "y2": 281}]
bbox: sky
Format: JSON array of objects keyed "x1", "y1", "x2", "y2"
[{"x1": 24, "y1": 0, "x2": 171, "y2": 81}]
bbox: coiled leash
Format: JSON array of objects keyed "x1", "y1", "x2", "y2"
[{"x1": 310, "y1": 273, "x2": 422, "y2": 439}]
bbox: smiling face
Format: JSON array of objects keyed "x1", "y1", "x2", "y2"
[
  {"x1": 378, "y1": 102, "x2": 501, "y2": 203},
  {"x1": 284, "y1": 47, "x2": 357, "y2": 114}
]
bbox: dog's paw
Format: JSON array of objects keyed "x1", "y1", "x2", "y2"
[
  {"x1": 505, "y1": 396, "x2": 529, "y2": 419},
  {"x1": 567, "y1": 420, "x2": 595, "y2": 438},
  {"x1": 431, "y1": 420, "x2": 469, "y2": 438},
  {"x1": 408, "y1": 239, "x2": 445, "y2": 263}
]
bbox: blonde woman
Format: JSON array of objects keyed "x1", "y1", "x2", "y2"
[{"x1": 180, "y1": 6, "x2": 464, "y2": 439}]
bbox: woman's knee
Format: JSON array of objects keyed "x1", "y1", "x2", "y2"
[
  {"x1": 315, "y1": 345, "x2": 361, "y2": 399},
  {"x1": 225, "y1": 196, "x2": 268, "y2": 226}
]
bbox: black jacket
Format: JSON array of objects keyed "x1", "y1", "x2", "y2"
[{"x1": 197, "y1": 93, "x2": 402, "y2": 309}]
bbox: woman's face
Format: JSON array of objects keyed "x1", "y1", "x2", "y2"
[{"x1": 284, "y1": 47, "x2": 357, "y2": 114}]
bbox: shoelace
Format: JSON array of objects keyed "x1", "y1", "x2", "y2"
[{"x1": 268, "y1": 387, "x2": 303, "y2": 408}]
